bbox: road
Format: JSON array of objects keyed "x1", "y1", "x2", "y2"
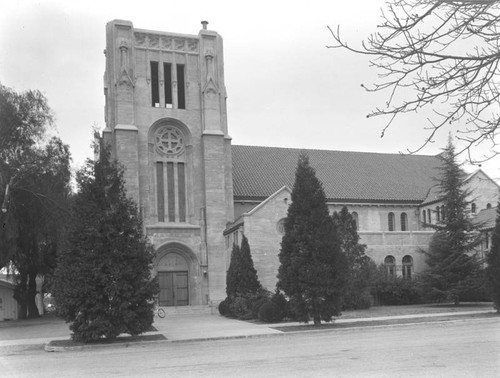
[{"x1": 1, "y1": 317, "x2": 499, "y2": 377}]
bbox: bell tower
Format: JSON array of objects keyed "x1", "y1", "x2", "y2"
[{"x1": 103, "y1": 20, "x2": 233, "y2": 307}]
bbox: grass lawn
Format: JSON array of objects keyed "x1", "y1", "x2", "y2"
[{"x1": 339, "y1": 302, "x2": 495, "y2": 320}]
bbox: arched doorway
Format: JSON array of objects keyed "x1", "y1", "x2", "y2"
[{"x1": 157, "y1": 250, "x2": 190, "y2": 306}]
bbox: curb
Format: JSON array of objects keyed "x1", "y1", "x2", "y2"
[{"x1": 41, "y1": 311, "x2": 498, "y2": 352}]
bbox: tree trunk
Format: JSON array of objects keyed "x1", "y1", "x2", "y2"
[
  {"x1": 312, "y1": 299, "x2": 321, "y2": 326},
  {"x1": 27, "y1": 269, "x2": 40, "y2": 318},
  {"x1": 14, "y1": 272, "x2": 28, "y2": 320}
]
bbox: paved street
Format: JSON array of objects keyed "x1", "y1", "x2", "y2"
[{"x1": 1, "y1": 317, "x2": 499, "y2": 377}]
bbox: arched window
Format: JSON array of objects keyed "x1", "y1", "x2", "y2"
[
  {"x1": 422, "y1": 210, "x2": 427, "y2": 224},
  {"x1": 487, "y1": 203, "x2": 492, "y2": 209},
  {"x1": 471, "y1": 203, "x2": 477, "y2": 213},
  {"x1": 400, "y1": 212, "x2": 408, "y2": 231},
  {"x1": 384, "y1": 255, "x2": 396, "y2": 277},
  {"x1": 428, "y1": 209, "x2": 432, "y2": 224},
  {"x1": 352, "y1": 212, "x2": 359, "y2": 231},
  {"x1": 441, "y1": 206, "x2": 446, "y2": 220},
  {"x1": 388, "y1": 212, "x2": 395, "y2": 231},
  {"x1": 436, "y1": 206, "x2": 440, "y2": 222},
  {"x1": 402, "y1": 255, "x2": 413, "y2": 280}
]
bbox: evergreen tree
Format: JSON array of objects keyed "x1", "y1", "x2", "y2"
[
  {"x1": 332, "y1": 206, "x2": 373, "y2": 309},
  {"x1": 53, "y1": 151, "x2": 157, "y2": 342},
  {"x1": 226, "y1": 235, "x2": 261, "y2": 297},
  {"x1": 421, "y1": 138, "x2": 482, "y2": 304},
  {"x1": 277, "y1": 153, "x2": 347, "y2": 325},
  {"x1": 486, "y1": 200, "x2": 500, "y2": 312}
]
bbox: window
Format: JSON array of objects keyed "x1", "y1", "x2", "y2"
[
  {"x1": 422, "y1": 210, "x2": 427, "y2": 224},
  {"x1": 151, "y1": 61, "x2": 160, "y2": 107},
  {"x1": 428, "y1": 209, "x2": 432, "y2": 224},
  {"x1": 388, "y1": 212, "x2": 395, "y2": 231},
  {"x1": 276, "y1": 218, "x2": 286, "y2": 234},
  {"x1": 436, "y1": 206, "x2": 440, "y2": 222},
  {"x1": 485, "y1": 232, "x2": 490, "y2": 250},
  {"x1": 402, "y1": 255, "x2": 413, "y2": 280},
  {"x1": 352, "y1": 212, "x2": 359, "y2": 231},
  {"x1": 155, "y1": 125, "x2": 187, "y2": 222},
  {"x1": 471, "y1": 203, "x2": 477, "y2": 213},
  {"x1": 441, "y1": 206, "x2": 446, "y2": 220},
  {"x1": 384, "y1": 255, "x2": 396, "y2": 277},
  {"x1": 400, "y1": 212, "x2": 408, "y2": 231},
  {"x1": 487, "y1": 203, "x2": 492, "y2": 209},
  {"x1": 164, "y1": 63, "x2": 173, "y2": 108},
  {"x1": 177, "y1": 64, "x2": 186, "y2": 109}
]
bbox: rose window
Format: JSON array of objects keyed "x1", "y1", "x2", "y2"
[{"x1": 155, "y1": 126, "x2": 185, "y2": 156}]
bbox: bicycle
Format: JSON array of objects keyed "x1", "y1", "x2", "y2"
[{"x1": 154, "y1": 301, "x2": 166, "y2": 318}]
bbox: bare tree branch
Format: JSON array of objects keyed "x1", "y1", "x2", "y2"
[{"x1": 328, "y1": 0, "x2": 500, "y2": 163}]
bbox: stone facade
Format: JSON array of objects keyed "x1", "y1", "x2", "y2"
[{"x1": 104, "y1": 20, "x2": 233, "y2": 307}]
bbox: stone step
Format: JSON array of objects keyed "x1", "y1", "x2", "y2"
[{"x1": 160, "y1": 305, "x2": 215, "y2": 316}]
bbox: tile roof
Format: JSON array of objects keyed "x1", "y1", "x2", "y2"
[
  {"x1": 475, "y1": 207, "x2": 498, "y2": 230},
  {"x1": 231, "y1": 145, "x2": 442, "y2": 203}
]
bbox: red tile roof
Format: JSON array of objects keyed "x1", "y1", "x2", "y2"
[{"x1": 231, "y1": 145, "x2": 442, "y2": 203}]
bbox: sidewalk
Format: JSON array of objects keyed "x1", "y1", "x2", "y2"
[{"x1": 0, "y1": 308, "x2": 496, "y2": 352}]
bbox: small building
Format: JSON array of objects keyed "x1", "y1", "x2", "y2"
[{"x1": 0, "y1": 278, "x2": 18, "y2": 321}]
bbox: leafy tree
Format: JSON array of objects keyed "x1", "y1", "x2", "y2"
[
  {"x1": 486, "y1": 199, "x2": 500, "y2": 312},
  {"x1": 332, "y1": 206, "x2": 374, "y2": 309},
  {"x1": 329, "y1": 0, "x2": 500, "y2": 161},
  {"x1": 226, "y1": 235, "x2": 262, "y2": 298},
  {"x1": 53, "y1": 151, "x2": 157, "y2": 342},
  {"x1": 421, "y1": 139, "x2": 483, "y2": 304},
  {"x1": 277, "y1": 153, "x2": 348, "y2": 325},
  {"x1": 0, "y1": 84, "x2": 71, "y2": 318}
]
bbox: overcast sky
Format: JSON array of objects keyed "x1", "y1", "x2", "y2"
[{"x1": 1, "y1": 0, "x2": 498, "y2": 181}]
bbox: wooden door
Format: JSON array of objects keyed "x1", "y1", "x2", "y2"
[{"x1": 158, "y1": 271, "x2": 189, "y2": 306}]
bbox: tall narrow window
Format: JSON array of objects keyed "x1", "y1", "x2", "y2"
[
  {"x1": 428, "y1": 209, "x2": 432, "y2": 224},
  {"x1": 441, "y1": 206, "x2": 446, "y2": 220},
  {"x1": 151, "y1": 61, "x2": 160, "y2": 107},
  {"x1": 163, "y1": 63, "x2": 173, "y2": 108},
  {"x1": 176, "y1": 64, "x2": 186, "y2": 109},
  {"x1": 156, "y1": 162, "x2": 165, "y2": 222},
  {"x1": 384, "y1": 255, "x2": 396, "y2": 277},
  {"x1": 402, "y1": 255, "x2": 413, "y2": 280},
  {"x1": 178, "y1": 163, "x2": 186, "y2": 222},
  {"x1": 471, "y1": 203, "x2": 477, "y2": 213},
  {"x1": 487, "y1": 203, "x2": 492, "y2": 209},
  {"x1": 422, "y1": 210, "x2": 427, "y2": 224},
  {"x1": 167, "y1": 162, "x2": 175, "y2": 222},
  {"x1": 436, "y1": 206, "x2": 440, "y2": 222},
  {"x1": 400, "y1": 212, "x2": 408, "y2": 231},
  {"x1": 388, "y1": 212, "x2": 395, "y2": 231},
  {"x1": 352, "y1": 212, "x2": 359, "y2": 231}
]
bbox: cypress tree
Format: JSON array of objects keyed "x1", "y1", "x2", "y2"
[
  {"x1": 421, "y1": 138, "x2": 482, "y2": 304},
  {"x1": 332, "y1": 206, "x2": 373, "y2": 309},
  {"x1": 226, "y1": 235, "x2": 261, "y2": 297},
  {"x1": 277, "y1": 153, "x2": 347, "y2": 325},
  {"x1": 486, "y1": 201, "x2": 500, "y2": 312},
  {"x1": 53, "y1": 151, "x2": 157, "y2": 342}
]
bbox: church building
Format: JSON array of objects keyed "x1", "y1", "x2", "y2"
[{"x1": 102, "y1": 20, "x2": 499, "y2": 309}]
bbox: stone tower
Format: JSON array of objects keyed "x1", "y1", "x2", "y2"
[{"x1": 103, "y1": 20, "x2": 233, "y2": 307}]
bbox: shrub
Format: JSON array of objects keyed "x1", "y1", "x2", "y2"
[
  {"x1": 229, "y1": 296, "x2": 252, "y2": 319},
  {"x1": 258, "y1": 301, "x2": 284, "y2": 323},
  {"x1": 218, "y1": 298, "x2": 231, "y2": 316},
  {"x1": 271, "y1": 290, "x2": 289, "y2": 319},
  {"x1": 372, "y1": 277, "x2": 423, "y2": 305}
]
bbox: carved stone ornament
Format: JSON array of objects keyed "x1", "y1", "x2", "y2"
[
  {"x1": 134, "y1": 32, "x2": 199, "y2": 53},
  {"x1": 155, "y1": 126, "x2": 185, "y2": 156}
]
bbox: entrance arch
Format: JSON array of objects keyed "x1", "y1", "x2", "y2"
[{"x1": 155, "y1": 243, "x2": 198, "y2": 306}]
